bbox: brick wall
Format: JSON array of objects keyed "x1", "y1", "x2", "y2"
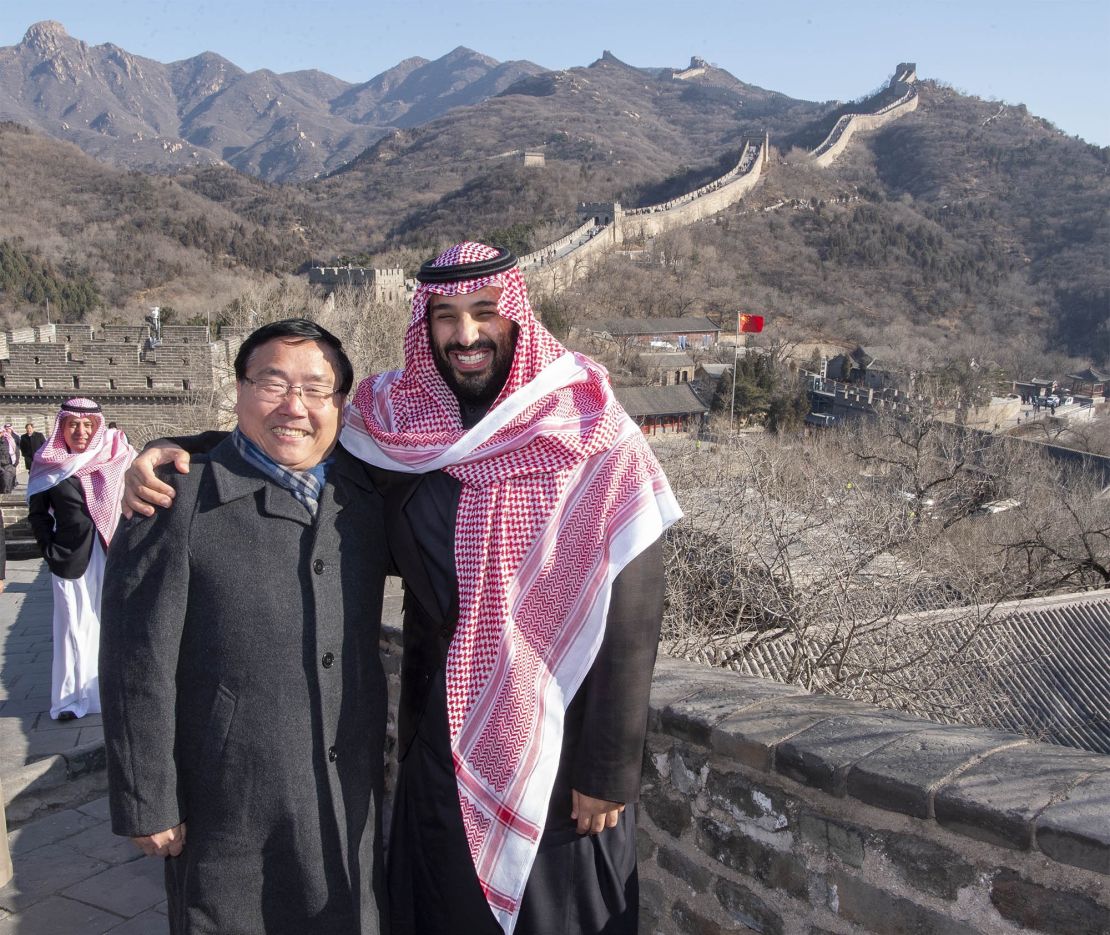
[
  {"x1": 639, "y1": 659, "x2": 1109, "y2": 934},
  {"x1": 376, "y1": 619, "x2": 1109, "y2": 935},
  {"x1": 0, "y1": 325, "x2": 243, "y2": 443}
]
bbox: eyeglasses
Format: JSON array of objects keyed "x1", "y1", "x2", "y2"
[{"x1": 243, "y1": 378, "x2": 341, "y2": 409}]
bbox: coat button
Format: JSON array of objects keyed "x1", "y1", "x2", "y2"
[
  {"x1": 313, "y1": 559, "x2": 325, "y2": 574},
  {"x1": 322, "y1": 652, "x2": 334, "y2": 668},
  {"x1": 440, "y1": 624, "x2": 452, "y2": 639},
  {"x1": 328, "y1": 746, "x2": 338, "y2": 762}
]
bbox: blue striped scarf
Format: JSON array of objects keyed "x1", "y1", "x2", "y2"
[{"x1": 232, "y1": 428, "x2": 324, "y2": 519}]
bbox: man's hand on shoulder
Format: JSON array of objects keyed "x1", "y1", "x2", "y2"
[
  {"x1": 131, "y1": 822, "x2": 186, "y2": 857},
  {"x1": 571, "y1": 789, "x2": 625, "y2": 835},
  {"x1": 122, "y1": 444, "x2": 191, "y2": 518}
]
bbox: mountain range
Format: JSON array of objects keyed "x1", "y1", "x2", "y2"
[
  {"x1": 0, "y1": 21, "x2": 1106, "y2": 367},
  {"x1": 0, "y1": 20, "x2": 546, "y2": 181}
]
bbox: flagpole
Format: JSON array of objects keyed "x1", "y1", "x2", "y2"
[{"x1": 730, "y1": 313, "x2": 739, "y2": 434}]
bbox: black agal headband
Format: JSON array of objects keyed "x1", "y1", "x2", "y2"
[
  {"x1": 60, "y1": 400, "x2": 102, "y2": 414},
  {"x1": 416, "y1": 246, "x2": 518, "y2": 284}
]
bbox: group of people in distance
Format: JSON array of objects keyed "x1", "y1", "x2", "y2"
[{"x1": 25, "y1": 242, "x2": 681, "y2": 935}]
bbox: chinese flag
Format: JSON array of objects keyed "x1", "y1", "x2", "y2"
[{"x1": 738, "y1": 313, "x2": 764, "y2": 333}]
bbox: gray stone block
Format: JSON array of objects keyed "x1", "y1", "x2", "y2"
[
  {"x1": 704, "y1": 768, "x2": 793, "y2": 831},
  {"x1": 672, "y1": 899, "x2": 729, "y2": 935},
  {"x1": 1034, "y1": 771, "x2": 1110, "y2": 874},
  {"x1": 641, "y1": 788, "x2": 693, "y2": 839},
  {"x1": 638, "y1": 878, "x2": 665, "y2": 933},
  {"x1": 101, "y1": 907, "x2": 172, "y2": 934},
  {"x1": 7, "y1": 806, "x2": 101, "y2": 856},
  {"x1": 77, "y1": 796, "x2": 113, "y2": 821},
  {"x1": 695, "y1": 818, "x2": 807, "y2": 898},
  {"x1": 847, "y1": 727, "x2": 1024, "y2": 818},
  {"x1": 877, "y1": 833, "x2": 977, "y2": 901},
  {"x1": 799, "y1": 813, "x2": 865, "y2": 869},
  {"x1": 0, "y1": 896, "x2": 124, "y2": 935},
  {"x1": 832, "y1": 872, "x2": 979, "y2": 934},
  {"x1": 934, "y1": 745, "x2": 1108, "y2": 850},
  {"x1": 776, "y1": 714, "x2": 928, "y2": 796},
  {"x1": 61, "y1": 856, "x2": 167, "y2": 918},
  {"x1": 0, "y1": 840, "x2": 109, "y2": 911},
  {"x1": 709, "y1": 696, "x2": 876, "y2": 772},
  {"x1": 990, "y1": 870, "x2": 1110, "y2": 935},
  {"x1": 660, "y1": 675, "x2": 805, "y2": 747},
  {"x1": 658, "y1": 844, "x2": 715, "y2": 894},
  {"x1": 714, "y1": 877, "x2": 784, "y2": 935},
  {"x1": 65, "y1": 822, "x2": 144, "y2": 866}
]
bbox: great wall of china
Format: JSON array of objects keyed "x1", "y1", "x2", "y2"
[
  {"x1": 516, "y1": 63, "x2": 918, "y2": 297},
  {"x1": 0, "y1": 64, "x2": 921, "y2": 439}
]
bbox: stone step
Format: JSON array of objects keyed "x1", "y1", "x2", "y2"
[{"x1": 6, "y1": 537, "x2": 41, "y2": 560}]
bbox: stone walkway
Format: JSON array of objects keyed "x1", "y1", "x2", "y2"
[
  {"x1": 0, "y1": 794, "x2": 168, "y2": 933},
  {"x1": 2, "y1": 556, "x2": 168, "y2": 932}
]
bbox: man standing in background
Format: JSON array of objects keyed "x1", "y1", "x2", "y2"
[{"x1": 19, "y1": 421, "x2": 46, "y2": 473}]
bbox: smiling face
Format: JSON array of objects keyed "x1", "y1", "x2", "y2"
[
  {"x1": 427, "y1": 286, "x2": 518, "y2": 403},
  {"x1": 235, "y1": 337, "x2": 345, "y2": 470},
  {"x1": 62, "y1": 416, "x2": 96, "y2": 453}
]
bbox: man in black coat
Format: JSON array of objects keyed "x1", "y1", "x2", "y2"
[
  {"x1": 102, "y1": 320, "x2": 389, "y2": 935},
  {"x1": 19, "y1": 422, "x2": 46, "y2": 471}
]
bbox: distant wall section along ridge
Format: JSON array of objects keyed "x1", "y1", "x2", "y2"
[
  {"x1": 523, "y1": 135, "x2": 769, "y2": 298},
  {"x1": 811, "y1": 64, "x2": 919, "y2": 167}
]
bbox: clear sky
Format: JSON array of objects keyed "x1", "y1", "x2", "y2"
[{"x1": 2, "y1": 0, "x2": 1107, "y2": 146}]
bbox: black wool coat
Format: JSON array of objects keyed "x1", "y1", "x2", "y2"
[
  {"x1": 101, "y1": 439, "x2": 390, "y2": 935},
  {"x1": 28, "y1": 477, "x2": 97, "y2": 579}
]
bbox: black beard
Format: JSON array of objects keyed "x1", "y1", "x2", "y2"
[{"x1": 432, "y1": 327, "x2": 518, "y2": 404}]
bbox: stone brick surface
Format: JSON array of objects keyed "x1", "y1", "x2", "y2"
[
  {"x1": 1034, "y1": 771, "x2": 1110, "y2": 875},
  {"x1": 0, "y1": 896, "x2": 124, "y2": 935},
  {"x1": 641, "y1": 788, "x2": 694, "y2": 839},
  {"x1": 695, "y1": 818, "x2": 808, "y2": 898},
  {"x1": 776, "y1": 714, "x2": 927, "y2": 796},
  {"x1": 60, "y1": 857, "x2": 167, "y2": 918},
  {"x1": 659, "y1": 673, "x2": 804, "y2": 747},
  {"x1": 714, "y1": 878, "x2": 783, "y2": 935},
  {"x1": 934, "y1": 745, "x2": 1109, "y2": 850},
  {"x1": 704, "y1": 768, "x2": 793, "y2": 832},
  {"x1": 846, "y1": 727, "x2": 1023, "y2": 819},
  {"x1": 832, "y1": 872, "x2": 980, "y2": 935},
  {"x1": 990, "y1": 870, "x2": 1110, "y2": 935},
  {"x1": 657, "y1": 844, "x2": 715, "y2": 894},
  {"x1": 876, "y1": 833, "x2": 977, "y2": 901},
  {"x1": 708, "y1": 696, "x2": 875, "y2": 772},
  {"x1": 799, "y1": 813, "x2": 865, "y2": 869},
  {"x1": 637, "y1": 877, "x2": 664, "y2": 932},
  {"x1": 672, "y1": 899, "x2": 733, "y2": 935}
]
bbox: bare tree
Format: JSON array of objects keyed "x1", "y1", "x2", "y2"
[{"x1": 657, "y1": 422, "x2": 1021, "y2": 726}]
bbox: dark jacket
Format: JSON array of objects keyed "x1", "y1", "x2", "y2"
[
  {"x1": 28, "y1": 477, "x2": 97, "y2": 579},
  {"x1": 19, "y1": 431, "x2": 45, "y2": 467},
  {"x1": 101, "y1": 439, "x2": 390, "y2": 935}
]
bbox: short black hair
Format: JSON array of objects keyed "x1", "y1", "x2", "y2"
[{"x1": 234, "y1": 318, "x2": 354, "y2": 394}]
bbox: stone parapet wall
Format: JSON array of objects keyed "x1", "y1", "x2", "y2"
[
  {"x1": 525, "y1": 140, "x2": 766, "y2": 298},
  {"x1": 621, "y1": 142, "x2": 765, "y2": 241},
  {"x1": 639, "y1": 658, "x2": 1109, "y2": 934},
  {"x1": 373, "y1": 625, "x2": 1108, "y2": 934},
  {"x1": 0, "y1": 325, "x2": 243, "y2": 437},
  {"x1": 0, "y1": 393, "x2": 228, "y2": 445},
  {"x1": 812, "y1": 86, "x2": 919, "y2": 168},
  {"x1": 518, "y1": 218, "x2": 598, "y2": 269}
]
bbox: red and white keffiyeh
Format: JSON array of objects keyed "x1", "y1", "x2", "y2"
[
  {"x1": 27, "y1": 399, "x2": 136, "y2": 547},
  {"x1": 342, "y1": 242, "x2": 681, "y2": 933},
  {"x1": 1, "y1": 425, "x2": 16, "y2": 464}
]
